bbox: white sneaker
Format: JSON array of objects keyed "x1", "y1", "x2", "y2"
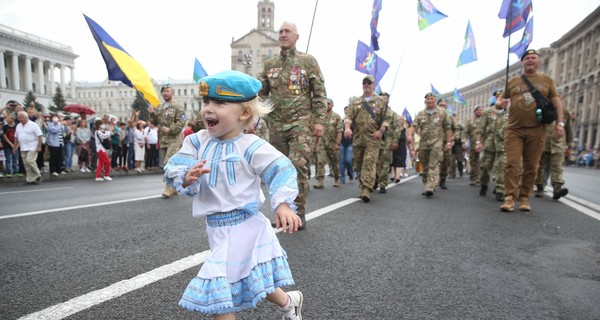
[
  {"x1": 52, "y1": 172, "x2": 59, "y2": 177},
  {"x1": 103, "y1": 176, "x2": 113, "y2": 181},
  {"x1": 80, "y1": 168, "x2": 86, "y2": 173},
  {"x1": 95, "y1": 178, "x2": 104, "y2": 181},
  {"x1": 85, "y1": 168, "x2": 91, "y2": 172},
  {"x1": 280, "y1": 291, "x2": 303, "y2": 320}
]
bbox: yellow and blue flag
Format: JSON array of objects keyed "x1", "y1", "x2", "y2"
[
  {"x1": 83, "y1": 14, "x2": 159, "y2": 107},
  {"x1": 457, "y1": 20, "x2": 477, "y2": 67},
  {"x1": 417, "y1": 0, "x2": 447, "y2": 31},
  {"x1": 193, "y1": 58, "x2": 208, "y2": 83}
]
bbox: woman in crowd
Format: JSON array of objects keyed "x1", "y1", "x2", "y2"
[{"x1": 76, "y1": 119, "x2": 92, "y2": 172}]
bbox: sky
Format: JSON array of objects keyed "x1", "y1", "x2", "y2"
[{"x1": 1, "y1": 0, "x2": 599, "y2": 117}]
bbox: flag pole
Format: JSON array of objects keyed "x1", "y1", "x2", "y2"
[
  {"x1": 389, "y1": 30, "x2": 414, "y2": 100},
  {"x1": 504, "y1": 2, "x2": 514, "y2": 92},
  {"x1": 306, "y1": 0, "x2": 319, "y2": 53}
]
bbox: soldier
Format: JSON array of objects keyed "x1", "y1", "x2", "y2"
[
  {"x1": 344, "y1": 75, "x2": 390, "y2": 202},
  {"x1": 436, "y1": 98, "x2": 458, "y2": 189},
  {"x1": 498, "y1": 49, "x2": 565, "y2": 212},
  {"x1": 409, "y1": 92, "x2": 452, "y2": 198},
  {"x1": 475, "y1": 97, "x2": 507, "y2": 202},
  {"x1": 375, "y1": 92, "x2": 399, "y2": 193},
  {"x1": 314, "y1": 98, "x2": 342, "y2": 189},
  {"x1": 535, "y1": 90, "x2": 573, "y2": 200},
  {"x1": 258, "y1": 21, "x2": 327, "y2": 229},
  {"x1": 449, "y1": 113, "x2": 465, "y2": 179},
  {"x1": 148, "y1": 83, "x2": 186, "y2": 198},
  {"x1": 462, "y1": 104, "x2": 484, "y2": 186}
]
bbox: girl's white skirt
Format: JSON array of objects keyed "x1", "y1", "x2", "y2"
[{"x1": 179, "y1": 208, "x2": 295, "y2": 315}]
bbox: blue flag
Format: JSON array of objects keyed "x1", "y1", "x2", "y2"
[
  {"x1": 453, "y1": 88, "x2": 466, "y2": 106},
  {"x1": 370, "y1": 0, "x2": 382, "y2": 51},
  {"x1": 430, "y1": 84, "x2": 441, "y2": 97},
  {"x1": 402, "y1": 107, "x2": 413, "y2": 125},
  {"x1": 510, "y1": 17, "x2": 533, "y2": 59},
  {"x1": 83, "y1": 14, "x2": 159, "y2": 107},
  {"x1": 355, "y1": 40, "x2": 390, "y2": 86},
  {"x1": 457, "y1": 20, "x2": 477, "y2": 67},
  {"x1": 498, "y1": 0, "x2": 532, "y2": 37},
  {"x1": 417, "y1": 0, "x2": 448, "y2": 31},
  {"x1": 193, "y1": 58, "x2": 208, "y2": 83}
]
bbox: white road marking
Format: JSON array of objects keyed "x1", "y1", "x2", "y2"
[
  {"x1": 16, "y1": 174, "x2": 598, "y2": 319},
  {"x1": 0, "y1": 186, "x2": 74, "y2": 195},
  {"x1": 0, "y1": 195, "x2": 162, "y2": 220}
]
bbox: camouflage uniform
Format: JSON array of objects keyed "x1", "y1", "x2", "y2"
[
  {"x1": 413, "y1": 107, "x2": 452, "y2": 193},
  {"x1": 345, "y1": 95, "x2": 390, "y2": 194},
  {"x1": 439, "y1": 115, "x2": 459, "y2": 186},
  {"x1": 315, "y1": 111, "x2": 342, "y2": 184},
  {"x1": 535, "y1": 108, "x2": 573, "y2": 198},
  {"x1": 376, "y1": 109, "x2": 400, "y2": 190},
  {"x1": 253, "y1": 117, "x2": 270, "y2": 141},
  {"x1": 258, "y1": 48, "x2": 327, "y2": 218},
  {"x1": 462, "y1": 116, "x2": 482, "y2": 184},
  {"x1": 149, "y1": 102, "x2": 186, "y2": 167},
  {"x1": 476, "y1": 106, "x2": 507, "y2": 198}
]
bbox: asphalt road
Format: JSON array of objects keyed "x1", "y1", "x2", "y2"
[{"x1": 1, "y1": 167, "x2": 599, "y2": 320}]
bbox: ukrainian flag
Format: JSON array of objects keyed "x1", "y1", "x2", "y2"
[{"x1": 83, "y1": 14, "x2": 159, "y2": 107}]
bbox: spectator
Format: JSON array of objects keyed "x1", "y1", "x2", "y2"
[
  {"x1": 144, "y1": 120, "x2": 159, "y2": 170},
  {"x1": 93, "y1": 119, "x2": 112, "y2": 181},
  {"x1": 2, "y1": 113, "x2": 21, "y2": 177},
  {"x1": 14, "y1": 111, "x2": 43, "y2": 185},
  {"x1": 75, "y1": 119, "x2": 92, "y2": 172},
  {"x1": 133, "y1": 121, "x2": 146, "y2": 173}
]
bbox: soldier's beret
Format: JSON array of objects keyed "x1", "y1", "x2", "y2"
[
  {"x1": 521, "y1": 49, "x2": 539, "y2": 61},
  {"x1": 492, "y1": 88, "x2": 503, "y2": 96},
  {"x1": 424, "y1": 92, "x2": 436, "y2": 99},
  {"x1": 198, "y1": 70, "x2": 262, "y2": 102},
  {"x1": 327, "y1": 98, "x2": 333, "y2": 104},
  {"x1": 473, "y1": 105, "x2": 483, "y2": 112}
]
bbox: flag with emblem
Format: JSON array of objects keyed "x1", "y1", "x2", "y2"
[
  {"x1": 430, "y1": 83, "x2": 441, "y2": 97},
  {"x1": 83, "y1": 14, "x2": 159, "y2": 107},
  {"x1": 417, "y1": 0, "x2": 447, "y2": 31},
  {"x1": 510, "y1": 16, "x2": 533, "y2": 58},
  {"x1": 370, "y1": 0, "x2": 383, "y2": 50},
  {"x1": 193, "y1": 58, "x2": 208, "y2": 83},
  {"x1": 402, "y1": 107, "x2": 413, "y2": 126},
  {"x1": 457, "y1": 20, "x2": 477, "y2": 67},
  {"x1": 453, "y1": 88, "x2": 467, "y2": 106},
  {"x1": 355, "y1": 40, "x2": 390, "y2": 86},
  {"x1": 498, "y1": 0, "x2": 532, "y2": 37}
]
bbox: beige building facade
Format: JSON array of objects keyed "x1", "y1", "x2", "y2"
[
  {"x1": 448, "y1": 6, "x2": 600, "y2": 150},
  {"x1": 0, "y1": 24, "x2": 78, "y2": 109}
]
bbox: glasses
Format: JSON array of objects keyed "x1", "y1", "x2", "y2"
[{"x1": 362, "y1": 80, "x2": 373, "y2": 85}]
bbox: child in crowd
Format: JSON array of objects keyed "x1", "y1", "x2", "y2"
[
  {"x1": 93, "y1": 119, "x2": 112, "y2": 181},
  {"x1": 164, "y1": 70, "x2": 303, "y2": 320}
]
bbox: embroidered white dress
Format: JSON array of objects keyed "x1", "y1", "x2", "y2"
[{"x1": 164, "y1": 130, "x2": 298, "y2": 315}]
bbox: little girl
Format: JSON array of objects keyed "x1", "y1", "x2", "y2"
[{"x1": 164, "y1": 70, "x2": 303, "y2": 320}]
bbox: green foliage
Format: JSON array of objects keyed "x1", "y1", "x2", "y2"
[
  {"x1": 131, "y1": 92, "x2": 150, "y2": 120},
  {"x1": 52, "y1": 87, "x2": 66, "y2": 111}
]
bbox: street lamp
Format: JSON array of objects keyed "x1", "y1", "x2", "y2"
[{"x1": 243, "y1": 53, "x2": 252, "y2": 76}]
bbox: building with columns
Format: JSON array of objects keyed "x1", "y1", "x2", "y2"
[
  {"x1": 230, "y1": 0, "x2": 279, "y2": 78},
  {"x1": 445, "y1": 6, "x2": 600, "y2": 150},
  {"x1": 0, "y1": 24, "x2": 78, "y2": 109}
]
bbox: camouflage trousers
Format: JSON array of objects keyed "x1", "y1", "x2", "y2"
[
  {"x1": 439, "y1": 149, "x2": 451, "y2": 180},
  {"x1": 316, "y1": 143, "x2": 340, "y2": 179},
  {"x1": 420, "y1": 147, "x2": 442, "y2": 192},
  {"x1": 535, "y1": 151, "x2": 564, "y2": 187},
  {"x1": 376, "y1": 147, "x2": 392, "y2": 188},
  {"x1": 468, "y1": 149, "x2": 480, "y2": 183},
  {"x1": 270, "y1": 126, "x2": 313, "y2": 216},
  {"x1": 480, "y1": 150, "x2": 505, "y2": 193},
  {"x1": 159, "y1": 142, "x2": 182, "y2": 168},
  {"x1": 353, "y1": 144, "x2": 380, "y2": 192}
]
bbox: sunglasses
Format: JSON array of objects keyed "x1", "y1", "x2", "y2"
[{"x1": 362, "y1": 80, "x2": 373, "y2": 85}]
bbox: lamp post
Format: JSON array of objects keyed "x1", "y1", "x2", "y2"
[{"x1": 243, "y1": 53, "x2": 252, "y2": 76}]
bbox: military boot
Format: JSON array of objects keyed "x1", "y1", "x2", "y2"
[
  {"x1": 439, "y1": 179, "x2": 447, "y2": 189},
  {"x1": 500, "y1": 195, "x2": 515, "y2": 212},
  {"x1": 313, "y1": 177, "x2": 324, "y2": 189},
  {"x1": 534, "y1": 184, "x2": 544, "y2": 198},
  {"x1": 552, "y1": 182, "x2": 569, "y2": 200},
  {"x1": 333, "y1": 177, "x2": 341, "y2": 187},
  {"x1": 360, "y1": 188, "x2": 371, "y2": 202},
  {"x1": 162, "y1": 184, "x2": 173, "y2": 198},
  {"x1": 479, "y1": 185, "x2": 488, "y2": 196}
]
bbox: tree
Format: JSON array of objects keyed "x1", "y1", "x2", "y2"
[
  {"x1": 22, "y1": 90, "x2": 45, "y2": 112},
  {"x1": 131, "y1": 92, "x2": 150, "y2": 120},
  {"x1": 52, "y1": 87, "x2": 66, "y2": 111}
]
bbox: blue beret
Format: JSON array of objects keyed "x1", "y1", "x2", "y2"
[{"x1": 198, "y1": 70, "x2": 262, "y2": 102}]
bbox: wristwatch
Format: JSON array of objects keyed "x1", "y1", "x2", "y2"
[{"x1": 557, "y1": 122, "x2": 565, "y2": 127}]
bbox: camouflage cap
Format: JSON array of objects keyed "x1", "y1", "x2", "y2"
[
  {"x1": 363, "y1": 75, "x2": 375, "y2": 83},
  {"x1": 198, "y1": 70, "x2": 262, "y2": 102},
  {"x1": 473, "y1": 104, "x2": 483, "y2": 112}
]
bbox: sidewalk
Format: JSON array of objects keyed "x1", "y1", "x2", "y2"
[{"x1": 0, "y1": 167, "x2": 162, "y2": 186}]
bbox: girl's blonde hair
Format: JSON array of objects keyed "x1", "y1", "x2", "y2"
[{"x1": 241, "y1": 96, "x2": 272, "y2": 125}]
